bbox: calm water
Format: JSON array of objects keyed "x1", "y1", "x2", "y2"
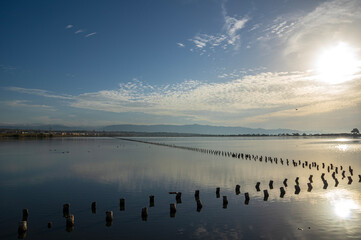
[{"x1": 0, "y1": 136, "x2": 360, "y2": 239}]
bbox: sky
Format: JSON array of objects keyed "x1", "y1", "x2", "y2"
[{"x1": 1, "y1": 0, "x2": 361, "y2": 132}]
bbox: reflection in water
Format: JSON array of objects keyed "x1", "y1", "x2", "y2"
[
  {"x1": 1, "y1": 137, "x2": 361, "y2": 240},
  {"x1": 336, "y1": 144, "x2": 349, "y2": 151},
  {"x1": 325, "y1": 190, "x2": 359, "y2": 219}
]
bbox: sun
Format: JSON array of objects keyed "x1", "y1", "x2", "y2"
[{"x1": 315, "y1": 42, "x2": 360, "y2": 84}]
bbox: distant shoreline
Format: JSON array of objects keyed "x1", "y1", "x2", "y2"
[{"x1": 0, "y1": 129, "x2": 359, "y2": 139}]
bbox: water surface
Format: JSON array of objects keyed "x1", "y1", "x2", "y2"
[{"x1": 0, "y1": 136, "x2": 360, "y2": 239}]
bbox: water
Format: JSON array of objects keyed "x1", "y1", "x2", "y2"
[{"x1": 0, "y1": 136, "x2": 360, "y2": 239}]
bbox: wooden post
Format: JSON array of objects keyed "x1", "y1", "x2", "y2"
[
  {"x1": 309, "y1": 175, "x2": 313, "y2": 183},
  {"x1": 120, "y1": 198, "x2": 125, "y2": 211},
  {"x1": 280, "y1": 187, "x2": 286, "y2": 198},
  {"x1": 195, "y1": 190, "x2": 200, "y2": 199},
  {"x1": 255, "y1": 182, "x2": 261, "y2": 191},
  {"x1": 223, "y1": 196, "x2": 228, "y2": 207},
  {"x1": 22, "y1": 209, "x2": 28, "y2": 221},
  {"x1": 307, "y1": 183, "x2": 313, "y2": 192},
  {"x1": 106, "y1": 211, "x2": 113, "y2": 222},
  {"x1": 269, "y1": 180, "x2": 273, "y2": 189},
  {"x1": 18, "y1": 221, "x2": 27, "y2": 233},
  {"x1": 196, "y1": 199, "x2": 203, "y2": 211},
  {"x1": 63, "y1": 204, "x2": 70, "y2": 217},
  {"x1": 263, "y1": 190, "x2": 269, "y2": 201},
  {"x1": 91, "y1": 202, "x2": 96, "y2": 214},
  {"x1": 283, "y1": 178, "x2": 288, "y2": 187},
  {"x1": 348, "y1": 176, "x2": 353, "y2": 185},
  {"x1": 294, "y1": 185, "x2": 301, "y2": 194},
  {"x1": 66, "y1": 215, "x2": 74, "y2": 227},
  {"x1": 170, "y1": 203, "x2": 176, "y2": 218},
  {"x1": 141, "y1": 207, "x2": 148, "y2": 221},
  {"x1": 149, "y1": 195, "x2": 155, "y2": 207},
  {"x1": 235, "y1": 185, "x2": 240, "y2": 194}
]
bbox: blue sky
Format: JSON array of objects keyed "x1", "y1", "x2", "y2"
[{"x1": 1, "y1": 0, "x2": 361, "y2": 132}]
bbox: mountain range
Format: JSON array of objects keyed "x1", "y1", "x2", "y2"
[{"x1": 0, "y1": 124, "x2": 302, "y2": 135}]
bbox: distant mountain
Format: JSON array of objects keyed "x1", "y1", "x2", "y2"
[
  {"x1": 102, "y1": 124, "x2": 300, "y2": 135},
  {"x1": 0, "y1": 124, "x2": 94, "y2": 131},
  {"x1": 0, "y1": 123, "x2": 301, "y2": 135}
]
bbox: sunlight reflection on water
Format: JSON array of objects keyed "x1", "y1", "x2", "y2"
[{"x1": 325, "y1": 190, "x2": 360, "y2": 219}]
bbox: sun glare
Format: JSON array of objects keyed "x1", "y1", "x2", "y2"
[
  {"x1": 326, "y1": 190, "x2": 359, "y2": 219},
  {"x1": 315, "y1": 42, "x2": 360, "y2": 84}
]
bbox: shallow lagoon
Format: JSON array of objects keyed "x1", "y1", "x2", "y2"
[{"x1": 0, "y1": 136, "x2": 360, "y2": 239}]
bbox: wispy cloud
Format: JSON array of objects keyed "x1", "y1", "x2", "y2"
[
  {"x1": 65, "y1": 24, "x2": 73, "y2": 29},
  {"x1": 177, "y1": 42, "x2": 185, "y2": 47},
  {"x1": 188, "y1": 3, "x2": 248, "y2": 54},
  {"x1": 5, "y1": 87, "x2": 73, "y2": 100},
  {"x1": 0, "y1": 100, "x2": 55, "y2": 111},
  {"x1": 85, "y1": 32, "x2": 97, "y2": 38},
  {"x1": 75, "y1": 29, "x2": 84, "y2": 34},
  {"x1": 0, "y1": 64, "x2": 16, "y2": 71},
  {"x1": 252, "y1": 0, "x2": 361, "y2": 60}
]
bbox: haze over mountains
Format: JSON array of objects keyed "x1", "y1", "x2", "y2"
[{"x1": 0, "y1": 124, "x2": 302, "y2": 135}]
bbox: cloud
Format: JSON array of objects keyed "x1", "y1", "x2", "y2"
[
  {"x1": 5, "y1": 70, "x2": 361, "y2": 128},
  {"x1": 284, "y1": 0, "x2": 361, "y2": 56},
  {"x1": 253, "y1": 0, "x2": 361, "y2": 62},
  {"x1": 75, "y1": 29, "x2": 84, "y2": 34},
  {"x1": 5, "y1": 87, "x2": 73, "y2": 100},
  {"x1": 0, "y1": 64, "x2": 16, "y2": 71},
  {"x1": 177, "y1": 42, "x2": 185, "y2": 47},
  {"x1": 188, "y1": 3, "x2": 248, "y2": 53},
  {"x1": 224, "y1": 15, "x2": 248, "y2": 46},
  {"x1": 85, "y1": 32, "x2": 97, "y2": 38},
  {"x1": 0, "y1": 100, "x2": 55, "y2": 111},
  {"x1": 65, "y1": 24, "x2": 73, "y2": 29}
]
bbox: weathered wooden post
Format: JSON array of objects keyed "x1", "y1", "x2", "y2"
[
  {"x1": 223, "y1": 196, "x2": 228, "y2": 208},
  {"x1": 269, "y1": 180, "x2": 274, "y2": 189},
  {"x1": 244, "y1": 192, "x2": 250, "y2": 203},
  {"x1": 195, "y1": 190, "x2": 200, "y2": 199},
  {"x1": 149, "y1": 195, "x2": 155, "y2": 207},
  {"x1": 91, "y1": 202, "x2": 96, "y2": 214},
  {"x1": 141, "y1": 207, "x2": 148, "y2": 221},
  {"x1": 176, "y1": 192, "x2": 182, "y2": 203},
  {"x1": 255, "y1": 182, "x2": 261, "y2": 191},
  {"x1": 18, "y1": 221, "x2": 27, "y2": 233},
  {"x1": 348, "y1": 176, "x2": 353, "y2": 185},
  {"x1": 335, "y1": 178, "x2": 339, "y2": 187},
  {"x1": 170, "y1": 203, "x2": 176, "y2": 218},
  {"x1": 22, "y1": 209, "x2": 29, "y2": 221},
  {"x1": 359, "y1": 174, "x2": 361, "y2": 182},
  {"x1": 283, "y1": 178, "x2": 288, "y2": 187},
  {"x1": 294, "y1": 185, "x2": 301, "y2": 194},
  {"x1": 323, "y1": 180, "x2": 328, "y2": 189},
  {"x1": 63, "y1": 203, "x2": 70, "y2": 217},
  {"x1": 196, "y1": 199, "x2": 203, "y2": 211},
  {"x1": 280, "y1": 187, "x2": 286, "y2": 198},
  {"x1": 308, "y1": 175, "x2": 313, "y2": 183},
  {"x1": 235, "y1": 185, "x2": 240, "y2": 194},
  {"x1": 307, "y1": 183, "x2": 313, "y2": 192},
  {"x1": 120, "y1": 198, "x2": 125, "y2": 211},
  {"x1": 66, "y1": 215, "x2": 74, "y2": 227},
  {"x1": 295, "y1": 177, "x2": 299, "y2": 185},
  {"x1": 263, "y1": 190, "x2": 269, "y2": 201},
  {"x1": 106, "y1": 211, "x2": 113, "y2": 223}
]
